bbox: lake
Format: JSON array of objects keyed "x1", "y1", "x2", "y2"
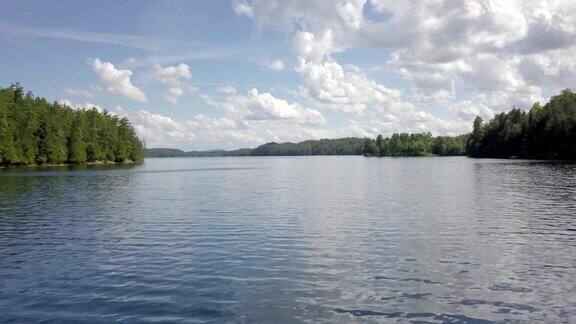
[{"x1": 1, "y1": 157, "x2": 575, "y2": 323}]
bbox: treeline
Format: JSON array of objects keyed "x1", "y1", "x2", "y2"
[
  {"x1": 363, "y1": 133, "x2": 468, "y2": 157},
  {"x1": 145, "y1": 148, "x2": 251, "y2": 157},
  {"x1": 250, "y1": 138, "x2": 364, "y2": 156},
  {"x1": 145, "y1": 89, "x2": 576, "y2": 160},
  {"x1": 365, "y1": 90, "x2": 576, "y2": 159},
  {"x1": 146, "y1": 138, "x2": 364, "y2": 157},
  {"x1": 468, "y1": 89, "x2": 576, "y2": 159},
  {"x1": 0, "y1": 84, "x2": 144, "y2": 167}
]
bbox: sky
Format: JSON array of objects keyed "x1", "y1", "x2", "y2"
[{"x1": 1, "y1": 0, "x2": 575, "y2": 150}]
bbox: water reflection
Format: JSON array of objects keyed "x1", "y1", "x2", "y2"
[{"x1": 1, "y1": 157, "x2": 575, "y2": 322}]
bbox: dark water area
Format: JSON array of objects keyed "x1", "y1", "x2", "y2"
[{"x1": 1, "y1": 157, "x2": 576, "y2": 323}]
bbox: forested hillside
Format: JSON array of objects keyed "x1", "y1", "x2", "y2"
[
  {"x1": 250, "y1": 138, "x2": 364, "y2": 156},
  {"x1": 468, "y1": 89, "x2": 576, "y2": 159},
  {"x1": 0, "y1": 84, "x2": 144, "y2": 167}
]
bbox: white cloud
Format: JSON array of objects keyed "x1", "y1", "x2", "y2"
[
  {"x1": 296, "y1": 59, "x2": 405, "y2": 114},
  {"x1": 237, "y1": 0, "x2": 576, "y2": 132},
  {"x1": 233, "y1": 2, "x2": 254, "y2": 18},
  {"x1": 216, "y1": 88, "x2": 325, "y2": 126},
  {"x1": 89, "y1": 58, "x2": 147, "y2": 102},
  {"x1": 411, "y1": 74, "x2": 455, "y2": 103},
  {"x1": 124, "y1": 107, "x2": 325, "y2": 149},
  {"x1": 217, "y1": 85, "x2": 237, "y2": 95},
  {"x1": 372, "y1": 1, "x2": 576, "y2": 107},
  {"x1": 152, "y1": 63, "x2": 191, "y2": 86},
  {"x1": 230, "y1": 0, "x2": 487, "y2": 137},
  {"x1": 57, "y1": 99, "x2": 103, "y2": 112},
  {"x1": 293, "y1": 30, "x2": 335, "y2": 62},
  {"x1": 152, "y1": 63, "x2": 192, "y2": 104},
  {"x1": 263, "y1": 59, "x2": 285, "y2": 71},
  {"x1": 103, "y1": 85, "x2": 329, "y2": 149},
  {"x1": 21, "y1": 0, "x2": 576, "y2": 150},
  {"x1": 132, "y1": 110, "x2": 195, "y2": 147},
  {"x1": 449, "y1": 96, "x2": 495, "y2": 122}
]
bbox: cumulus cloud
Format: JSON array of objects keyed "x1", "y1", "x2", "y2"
[
  {"x1": 234, "y1": 0, "x2": 576, "y2": 138},
  {"x1": 235, "y1": 1, "x2": 468, "y2": 135},
  {"x1": 411, "y1": 74, "x2": 455, "y2": 102},
  {"x1": 263, "y1": 59, "x2": 285, "y2": 71},
  {"x1": 153, "y1": 63, "x2": 191, "y2": 85},
  {"x1": 89, "y1": 58, "x2": 147, "y2": 102},
  {"x1": 296, "y1": 59, "x2": 405, "y2": 114},
  {"x1": 372, "y1": 1, "x2": 576, "y2": 107},
  {"x1": 152, "y1": 63, "x2": 192, "y2": 104},
  {"x1": 104, "y1": 84, "x2": 328, "y2": 148},
  {"x1": 132, "y1": 110, "x2": 195, "y2": 147},
  {"x1": 217, "y1": 85, "x2": 237, "y2": 95},
  {"x1": 233, "y1": 1, "x2": 254, "y2": 18},
  {"x1": 215, "y1": 88, "x2": 325, "y2": 126},
  {"x1": 50, "y1": 0, "x2": 576, "y2": 149},
  {"x1": 293, "y1": 30, "x2": 335, "y2": 62}
]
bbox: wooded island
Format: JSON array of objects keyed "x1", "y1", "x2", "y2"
[{"x1": 0, "y1": 84, "x2": 144, "y2": 167}]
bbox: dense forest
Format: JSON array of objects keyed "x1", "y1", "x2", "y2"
[
  {"x1": 250, "y1": 138, "x2": 364, "y2": 156},
  {"x1": 468, "y1": 89, "x2": 576, "y2": 159},
  {"x1": 0, "y1": 84, "x2": 144, "y2": 167},
  {"x1": 363, "y1": 133, "x2": 468, "y2": 157}
]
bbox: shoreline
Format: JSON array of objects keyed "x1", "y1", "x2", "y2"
[{"x1": 0, "y1": 160, "x2": 141, "y2": 170}]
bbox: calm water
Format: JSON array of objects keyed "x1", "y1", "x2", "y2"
[{"x1": 1, "y1": 157, "x2": 576, "y2": 323}]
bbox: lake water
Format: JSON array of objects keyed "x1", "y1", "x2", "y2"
[{"x1": 1, "y1": 157, "x2": 576, "y2": 323}]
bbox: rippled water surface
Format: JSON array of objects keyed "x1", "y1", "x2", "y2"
[{"x1": 1, "y1": 157, "x2": 576, "y2": 323}]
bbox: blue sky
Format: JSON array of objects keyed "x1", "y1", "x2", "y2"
[{"x1": 1, "y1": 1, "x2": 575, "y2": 149}]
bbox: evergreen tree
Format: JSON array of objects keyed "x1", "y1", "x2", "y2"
[
  {"x1": 67, "y1": 114, "x2": 87, "y2": 164},
  {"x1": 467, "y1": 116, "x2": 484, "y2": 157},
  {"x1": 470, "y1": 89, "x2": 576, "y2": 159},
  {"x1": 376, "y1": 135, "x2": 383, "y2": 156},
  {"x1": 0, "y1": 85, "x2": 144, "y2": 167},
  {"x1": 363, "y1": 138, "x2": 377, "y2": 156}
]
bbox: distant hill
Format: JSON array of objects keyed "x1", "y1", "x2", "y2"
[
  {"x1": 145, "y1": 147, "x2": 252, "y2": 157},
  {"x1": 250, "y1": 137, "x2": 364, "y2": 156},
  {"x1": 145, "y1": 137, "x2": 365, "y2": 157}
]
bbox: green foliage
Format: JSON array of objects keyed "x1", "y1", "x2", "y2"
[
  {"x1": 0, "y1": 84, "x2": 144, "y2": 167},
  {"x1": 363, "y1": 138, "x2": 378, "y2": 156},
  {"x1": 250, "y1": 138, "x2": 364, "y2": 156},
  {"x1": 363, "y1": 133, "x2": 468, "y2": 157},
  {"x1": 433, "y1": 135, "x2": 469, "y2": 156},
  {"x1": 469, "y1": 89, "x2": 576, "y2": 159}
]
